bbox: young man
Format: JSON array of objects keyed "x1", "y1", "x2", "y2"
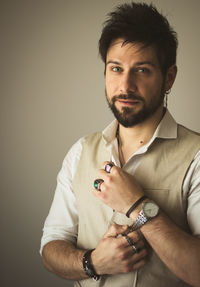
[{"x1": 40, "y1": 3, "x2": 200, "y2": 286}]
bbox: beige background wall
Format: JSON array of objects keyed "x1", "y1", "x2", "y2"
[{"x1": 1, "y1": 0, "x2": 199, "y2": 286}]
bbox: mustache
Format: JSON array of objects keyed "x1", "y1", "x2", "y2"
[{"x1": 112, "y1": 93, "x2": 144, "y2": 103}]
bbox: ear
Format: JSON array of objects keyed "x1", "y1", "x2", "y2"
[{"x1": 164, "y1": 65, "x2": 177, "y2": 92}]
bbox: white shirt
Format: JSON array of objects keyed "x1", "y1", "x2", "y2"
[{"x1": 40, "y1": 111, "x2": 200, "y2": 254}]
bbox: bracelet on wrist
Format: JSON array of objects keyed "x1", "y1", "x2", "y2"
[
  {"x1": 82, "y1": 249, "x2": 100, "y2": 281},
  {"x1": 126, "y1": 195, "x2": 147, "y2": 218}
]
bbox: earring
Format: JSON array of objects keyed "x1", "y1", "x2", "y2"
[
  {"x1": 165, "y1": 88, "x2": 171, "y2": 95},
  {"x1": 164, "y1": 94, "x2": 168, "y2": 108},
  {"x1": 164, "y1": 89, "x2": 171, "y2": 108}
]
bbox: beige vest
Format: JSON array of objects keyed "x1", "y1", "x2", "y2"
[{"x1": 73, "y1": 125, "x2": 200, "y2": 287}]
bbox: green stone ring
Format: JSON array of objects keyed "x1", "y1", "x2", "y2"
[{"x1": 94, "y1": 179, "x2": 104, "y2": 191}]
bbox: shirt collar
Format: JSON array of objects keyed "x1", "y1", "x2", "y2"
[
  {"x1": 154, "y1": 109, "x2": 177, "y2": 139},
  {"x1": 102, "y1": 109, "x2": 178, "y2": 146}
]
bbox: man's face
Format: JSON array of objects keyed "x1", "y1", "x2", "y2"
[{"x1": 105, "y1": 39, "x2": 166, "y2": 127}]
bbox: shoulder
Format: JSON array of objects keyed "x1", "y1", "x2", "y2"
[
  {"x1": 62, "y1": 132, "x2": 103, "y2": 171},
  {"x1": 84, "y1": 132, "x2": 103, "y2": 145},
  {"x1": 63, "y1": 136, "x2": 86, "y2": 163},
  {"x1": 178, "y1": 124, "x2": 200, "y2": 138},
  {"x1": 177, "y1": 125, "x2": 200, "y2": 148},
  {"x1": 60, "y1": 136, "x2": 86, "y2": 180}
]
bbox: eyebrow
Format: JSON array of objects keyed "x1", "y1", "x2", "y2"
[
  {"x1": 106, "y1": 60, "x2": 121, "y2": 66},
  {"x1": 135, "y1": 61, "x2": 156, "y2": 67},
  {"x1": 106, "y1": 60, "x2": 156, "y2": 68}
]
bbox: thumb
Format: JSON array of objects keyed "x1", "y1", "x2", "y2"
[{"x1": 103, "y1": 223, "x2": 129, "y2": 238}]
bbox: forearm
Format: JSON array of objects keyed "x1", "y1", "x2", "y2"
[
  {"x1": 42, "y1": 225, "x2": 148, "y2": 281},
  {"x1": 141, "y1": 211, "x2": 200, "y2": 287},
  {"x1": 42, "y1": 240, "x2": 87, "y2": 280},
  {"x1": 94, "y1": 162, "x2": 200, "y2": 285}
]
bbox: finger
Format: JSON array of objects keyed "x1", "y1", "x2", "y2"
[
  {"x1": 103, "y1": 161, "x2": 115, "y2": 173},
  {"x1": 97, "y1": 168, "x2": 118, "y2": 186},
  {"x1": 126, "y1": 241, "x2": 147, "y2": 256},
  {"x1": 102, "y1": 161, "x2": 114, "y2": 169},
  {"x1": 92, "y1": 181, "x2": 107, "y2": 199},
  {"x1": 93, "y1": 179, "x2": 104, "y2": 191},
  {"x1": 103, "y1": 223, "x2": 129, "y2": 238},
  {"x1": 99, "y1": 164, "x2": 120, "y2": 177},
  {"x1": 117, "y1": 246, "x2": 148, "y2": 272},
  {"x1": 95, "y1": 171, "x2": 111, "y2": 192},
  {"x1": 122, "y1": 230, "x2": 141, "y2": 243},
  {"x1": 123, "y1": 234, "x2": 146, "y2": 255},
  {"x1": 96, "y1": 169, "x2": 109, "y2": 182},
  {"x1": 132, "y1": 258, "x2": 147, "y2": 271}
]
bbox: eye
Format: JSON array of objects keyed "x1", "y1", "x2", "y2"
[
  {"x1": 136, "y1": 67, "x2": 150, "y2": 74},
  {"x1": 112, "y1": 66, "x2": 121, "y2": 72},
  {"x1": 138, "y1": 68, "x2": 145, "y2": 73}
]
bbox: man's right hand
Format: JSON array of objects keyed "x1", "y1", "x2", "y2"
[{"x1": 91, "y1": 223, "x2": 148, "y2": 275}]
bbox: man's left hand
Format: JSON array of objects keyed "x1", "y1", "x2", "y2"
[{"x1": 93, "y1": 161, "x2": 144, "y2": 214}]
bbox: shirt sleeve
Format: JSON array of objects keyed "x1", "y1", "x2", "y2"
[
  {"x1": 184, "y1": 150, "x2": 200, "y2": 237},
  {"x1": 40, "y1": 137, "x2": 85, "y2": 254}
]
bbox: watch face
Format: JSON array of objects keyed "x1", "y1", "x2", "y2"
[{"x1": 143, "y1": 202, "x2": 159, "y2": 218}]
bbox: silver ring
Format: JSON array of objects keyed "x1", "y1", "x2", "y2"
[
  {"x1": 105, "y1": 163, "x2": 113, "y2": 173},
  {"x1": 125, "y1": 235, "x2": 135, "y2": 246},
  {"x1": 132, "y1": 243, "x2": 139, "y2": 253},
  {"x1": 125, "y1": 235, "x2": 140, "y2": 253}
]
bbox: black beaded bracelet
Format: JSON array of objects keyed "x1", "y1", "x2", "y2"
[
  {"x1": 82, "y1": 249, "x2": 100, "y2": 281},
  {"x1": 126, "y1": 195, "x2": 147, "y2": 218}
]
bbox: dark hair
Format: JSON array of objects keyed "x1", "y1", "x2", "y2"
[{"x1": 99, "y1": 2, "x2": 178, "y2": 75}]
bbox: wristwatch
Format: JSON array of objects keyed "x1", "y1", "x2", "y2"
[{"x1": 130, "y1": 201, "x2": 159, "y2": 231}]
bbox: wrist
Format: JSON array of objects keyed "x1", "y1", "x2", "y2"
[
  {"x1": 82, "y1": 249, "x2": 100, "y2": 281},
  {"x1": 129, "y1": 200, "x2": 160, "y2": 230},
  {"x1": 90, "y1": 248, "x2": 104, "y2": 276},
  {"x1": 126, "y1": 195, "x2": 148, "y2": 219},
  {"x1": 129, "y1": 198, "x2": 151, "y2": 220}
]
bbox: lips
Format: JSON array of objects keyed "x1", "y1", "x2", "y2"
[{"x1": 118, "y1": 99, "x2": 141, "y2": 106}]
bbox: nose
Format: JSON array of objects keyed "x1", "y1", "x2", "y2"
[{"x1": 119, "y1": 71, "x2": 137, "y2": 94}]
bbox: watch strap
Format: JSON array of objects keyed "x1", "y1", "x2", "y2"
[
  {"x1": 130, "y1": 209, "x2": 148, "y2": 230},
  {"x1": 130, "y1": 201, "x2": 159, "y2": 231}
]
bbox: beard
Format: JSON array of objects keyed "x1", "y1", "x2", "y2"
[{"x1": 106, "y1": 88, "x2": 165, "y2": 128}]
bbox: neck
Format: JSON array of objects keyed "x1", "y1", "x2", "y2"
[{"x1": 118, "y1": 106, "x2": 165, "y2": 165}]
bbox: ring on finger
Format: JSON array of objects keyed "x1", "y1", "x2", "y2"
[
  {"x1": 125, "y1": 235, "x2": 135, "y2": 246},
  {"x1": 132, "y1": 242, "x2": 140, "y2": 253},
  {"x1": 105, "y1": 163, "x2": 114, "y2": 173},
  {"x1": 94, "y1": 179, "x2": 104, "y2": 191},
  {"x1": 125, "y1": 235, "x2": 140, "y2": 253}
]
